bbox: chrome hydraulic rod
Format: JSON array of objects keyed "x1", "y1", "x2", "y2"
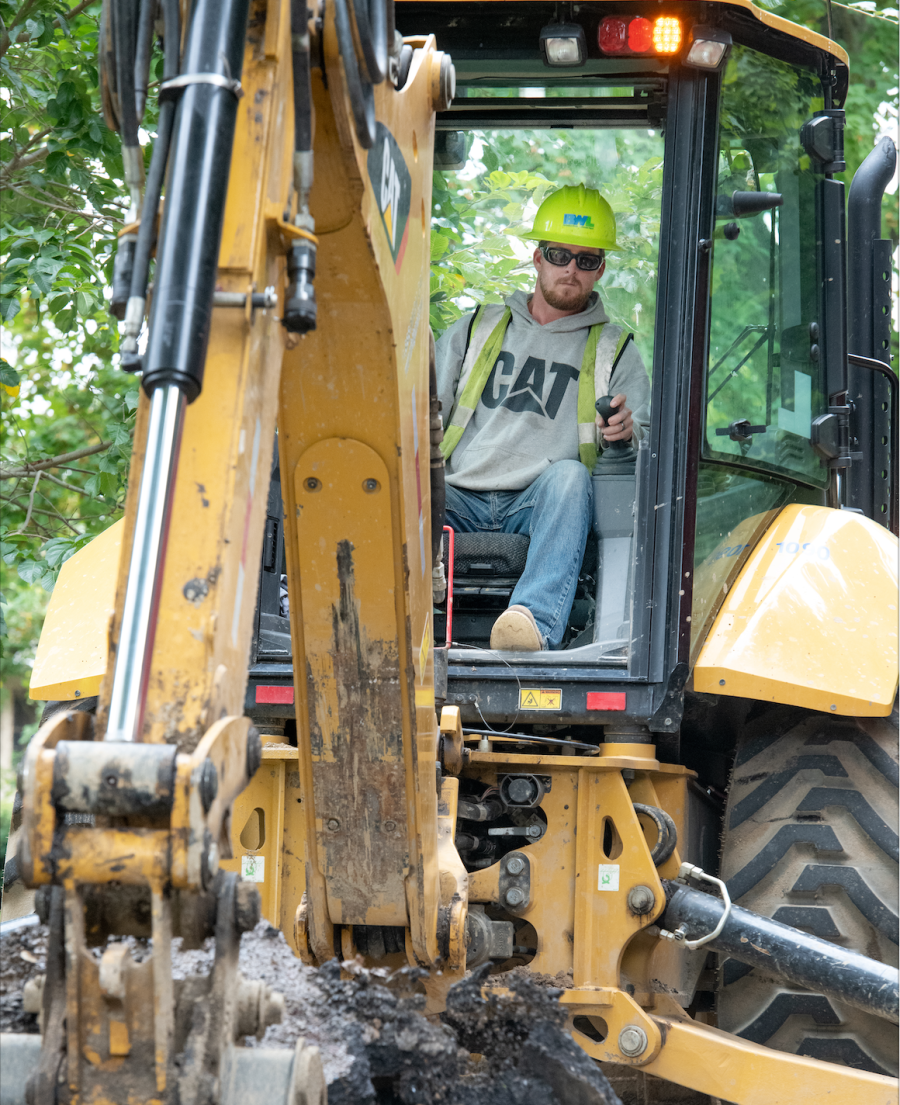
[
  {"x1": 105, "y1": 383, "x2": 186, "y2": 741},
  {"x1": 660, "y1": 880, "x2": 899, "y2": 1022}
]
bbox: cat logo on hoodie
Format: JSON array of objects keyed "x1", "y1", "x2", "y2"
[{"x1": 367, "y1": 124, "x2": 412, "y2": 271}]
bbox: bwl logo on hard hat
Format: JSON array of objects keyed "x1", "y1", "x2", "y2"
[
  {"x1": 563, "y1": 213, "x2": 595, "y2": 228},
  {"x1": 367, "y1": 123, "x2": 412, "y2": 271}
]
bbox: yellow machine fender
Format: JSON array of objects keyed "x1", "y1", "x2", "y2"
[
  {"x1": 28, "y1": 519, "x2": 122, "y2": 702},
  {"x1": 694, "y1": 504, "x2": 898, "y2": 715}
]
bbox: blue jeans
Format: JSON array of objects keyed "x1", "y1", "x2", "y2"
[{"x1": 444, "y1": 460, "x2": 592, "y2": 649}]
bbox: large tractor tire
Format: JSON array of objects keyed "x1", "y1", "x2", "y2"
[{"x1": 718, "y1": 704, "x2": 898, "y2": 1076}]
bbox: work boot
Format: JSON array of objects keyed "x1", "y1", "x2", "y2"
[{"x1": 490, "y1": 605, "x2": 546, "y2": 651}]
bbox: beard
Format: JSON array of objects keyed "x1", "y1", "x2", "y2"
[{"x1": 538, "y1": 269, "x2": 593, "y2": 312}]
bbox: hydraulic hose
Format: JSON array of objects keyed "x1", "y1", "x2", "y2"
[
  {"x1": 333, "y1": 0, "x2": 376, "y2": 148},
  {"x1": 120, "y1": 0, "x2": 180, "y2": 355},
  {"x1": 133, "y1": 0, "x2": 157, "y2": 122},
  {"x1": 350, "y1": 0, "x2": 388, "y2": 85},
  {"x1": 281, "y1": 0, "x2": 318, "y2": 335},
  {"x1": 660, "y1": 880, "x2": 899, "y2": 1023}
]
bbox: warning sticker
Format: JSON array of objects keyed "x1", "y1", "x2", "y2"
[
  {"x1": 241, "y1": 855, "x2": 265, "y2": 883},
  {"x1": 519, "y1": 688, "x2": 561, "y2": 710},
  {"x1": 598, "y1": 864, "x2": 620, "y2": 891}
]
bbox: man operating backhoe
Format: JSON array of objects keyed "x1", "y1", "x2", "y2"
[{"x1": 436, "y1": 184, "x2": 651, "y2": 651}]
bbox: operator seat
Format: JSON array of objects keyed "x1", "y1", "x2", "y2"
[{"x1": 438, "y1": 531, "x2": 598, "y2": 648}]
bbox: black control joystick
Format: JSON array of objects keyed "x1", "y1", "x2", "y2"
[{"x1": 595, "y1": 394, "x2": 630, "y2": 455}]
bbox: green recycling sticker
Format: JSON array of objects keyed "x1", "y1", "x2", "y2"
[
  {"x1": 597, "y1": 864, "x2": 620, "y2": 891},
  {"x1": 241, "y1": 855, "x2": 265, "y2": 883}
]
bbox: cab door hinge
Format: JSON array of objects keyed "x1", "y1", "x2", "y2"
[{"x1": 810, "y1": 391, "x2": 863, "y2": 469}]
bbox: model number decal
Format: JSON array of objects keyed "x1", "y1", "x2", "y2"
[
  {"x1": 709, "y1": 543, "x2": 750, "y2": 562},
  {"x1": 776, "y1": 541, "x2": 831, "y2": 560}
]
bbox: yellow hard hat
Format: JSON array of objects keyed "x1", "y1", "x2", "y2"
[{"x1": 522, "y1": 184, "x2": 621, "y2": 250}]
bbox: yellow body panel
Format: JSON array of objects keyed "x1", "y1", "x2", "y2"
[
  {"x1": 695, "y1": 504, "x2": 898, "y2": 714},
  {"x1": 29, "y1": 518, "x2": 123, "y2": 701}
]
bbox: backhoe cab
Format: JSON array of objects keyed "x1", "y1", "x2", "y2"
[{"x1": 5, "y1": 2, "x2": 898, "y2": 1104}]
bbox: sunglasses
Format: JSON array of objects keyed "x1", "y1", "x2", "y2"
[{"x1": 539, "y1": 245, "x2": 604, "y2": 271}]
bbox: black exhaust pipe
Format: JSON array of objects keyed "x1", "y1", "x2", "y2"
[{"x1": 846, "y1": 135, "x2": 897, "y2": 528}]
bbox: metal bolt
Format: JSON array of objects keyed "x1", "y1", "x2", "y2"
[
  {"x1": 199, "y1": 757, "x2": 218, "y2": 813},
  {"x1": 618, "y1": 1025, "x2": 648, "y2": 1057},
  {"x1": 526, "y1": 825, "x2": 542, "y2": 837},
  {"x1": 505, "y1": 855, "x2": 525, "y2": 875},
  {"x1": 105, "y1": 773, "x2": 118, "y2": 788},
  {"x1": 382, "y1": 820, "x2": 396, "y2": 833},
  {"x1": 362, "y1": 478, "x2": 380, "y2": 493},
  {"x1": 504, "y1": 887, "x2": 525, "y2": 907},
  {"x1": 325, "y1": 818, "x2": 340, "y2": 832},
  {"x1": 305, "y1": 477, "x2": 321, "y2": 491},
  {"x1": 627, "y1": 885, "x2": 656, "y2": 916},
  {"x1": 205, "y1": 840, "x2": 220, "y2": 884}
]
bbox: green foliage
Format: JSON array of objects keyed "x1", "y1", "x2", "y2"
[
  {"x1": 0, "y1": 0, "x2": 136, "y2": 331},
  {"x1": 1, "y1": 1, "x2": 142, "y2": 691}
]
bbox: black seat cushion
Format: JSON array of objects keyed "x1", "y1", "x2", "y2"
[
  {"x1": 442, "y1": 530, "x2": 597, "y2": 581},
  {"x1": 450, "y1": 532, "x2": 530, "y2": 577}
]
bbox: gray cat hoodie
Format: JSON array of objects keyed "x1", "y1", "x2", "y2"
[{"x1": 435, "y1": 289, "x2": 650, "y2": 491}]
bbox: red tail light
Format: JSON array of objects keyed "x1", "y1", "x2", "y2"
[{"x1": 598, "y1": 15, "x2": 683, "y2": 57}]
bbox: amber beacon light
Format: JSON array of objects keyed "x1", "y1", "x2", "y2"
[{"x1": 598, "y1": 15, "x2": 683, "y2": 56}]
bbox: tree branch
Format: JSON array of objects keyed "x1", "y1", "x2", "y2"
[
  {"x1": 61, "y1": 0, "x2": 97, "y2": 23},
  {"x1": 9, "y1": 471, "x2": 42, "y2": 534},
  {"x1": 0, "y1": 440, "x2": 111, "y2": 479},
  {"x1": 1, "y1": 502, "x2": 81, "y2": 534},
  {"x1": 37, "y1": 470, "x2": 87, "y2": 496},
  {"x1": 0, "y1": 127, "x2": 52, "y2": 183},
  {"x1": 8, "y1": 182, "x2": 92, "y2": 219},
  {"x1": 9, "y1": 0, "x2": 40, "y2": 33}
]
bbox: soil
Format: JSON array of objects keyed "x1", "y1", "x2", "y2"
[
  {"x1": 0, "y1": 919, "x2": 47, "y2": 1034},
  {"x1": 1, "y1": 918, "x2": 622, "y2": 1104}
]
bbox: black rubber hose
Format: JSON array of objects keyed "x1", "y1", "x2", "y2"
[
  {"x1": 350, "y1": 0, "x2": 388, "y2": 85},
  {"x1": 129, "y1": 0, "x2": 180, "y2": 304},
  {"x1": 290, "y1": 0, "x2": 313, "y2": 152},
  {"x1": 661, "y1": 881, "x2": 899, "y2": 1022},
  {"x1": 333, "y1": 0, "x2": 375, "y2": 148},
  {"x1": 113, "y1": 0, "x2": 139, "y2": 148},
  {"x1": 633, "y1": 802, "x2": 678, "y2": 866},
  {"x1": 133, "y1": 0, "x2": 157, "y2": 122}
]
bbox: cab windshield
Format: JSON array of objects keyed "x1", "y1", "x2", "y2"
[{"x1": 431, "y1": 87, "x2": 665, "y2": 658}]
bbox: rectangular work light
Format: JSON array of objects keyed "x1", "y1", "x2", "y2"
[
  {"x1": 540, "y1": 22, "x2": 587, "y2": 67},
  {"x1": 684, "y1": 26, "x2": 733, "y2": 70}
]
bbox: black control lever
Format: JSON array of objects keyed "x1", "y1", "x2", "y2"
[{"x1": 595, "y1": 394, "x2": 630, "y2": 455}]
